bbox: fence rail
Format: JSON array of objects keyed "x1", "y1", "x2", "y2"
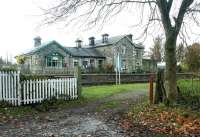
[{"x1": 0, "y1": 71, "x2": 78, "y2": 106}]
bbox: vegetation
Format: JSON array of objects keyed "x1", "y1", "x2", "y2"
[
  {"x1": 16, "y1": 55, "x2": 27, "y2": 65},
  {"x1": 82, "y1": 83, "x2": 147, "y2": 101},
  {"x1": 122, "y1": 79, "x2": 200, "y2": 136},
  {"x1": 95, "y1": 101, "x2": 120, "y2": 112},
  {"x1": 185, "y1": 43, "x2": 200, "y2": 72},
  {"x1": 122, "y1": 102, "x2": 200, "y2": 136},
  {"x1": 176, "y1": 43, "x2": 185, "y2": 63},
  {"x1": 0, "y1": 67, "x2": 17, "y2": 72},
  {"x1": 149, "y1": 36, "x2": 163, "y2": 62},
  {"x1": 177, "y1": 79, "x2": 200, "y2": 110}
]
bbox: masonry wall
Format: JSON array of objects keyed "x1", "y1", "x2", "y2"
[{"x1": 94, "y1": 37, "x2": 144, "y2": 73}]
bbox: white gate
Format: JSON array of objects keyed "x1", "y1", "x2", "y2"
[{"x1": 21, "y1": 78, "x2": 77, "y2": 105}]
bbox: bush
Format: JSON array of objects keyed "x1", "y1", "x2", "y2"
[
  {"x1": 0, "y1": 67, "x2": 17, "y2": 72},
  {"x1": 34, "y1": 97, "x2": 58, "y2": 112},
  {"x1": 0, "y1": 101, "x2": 12, "y2": 108},
  {"x1": 20, "y1": 74, "x2": 54, "y2": 81},
  {"x1": 178, "y1": 79, "x2": 200, "y2": 110}
]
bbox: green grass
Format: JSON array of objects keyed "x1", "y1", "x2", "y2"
[
  {"x1": 178, "y1": 79, "x2": 200, "y2": 96},
  {"x1": 95, "y1": 101, "x2": 121, "y2": 112},
  {"x1": 177, "y1": 79, "x2": 200, "y2": 109},
  {"x1": 82, "y1": 83, "x2": 148, "y2": 101}
]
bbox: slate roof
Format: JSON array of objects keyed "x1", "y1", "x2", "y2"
[
  {"x1": 18, "y1": 40, "x2": 105, "y2": 58},
  {"x1": 17, "y1": 34, "x2": 143, "y2": 58},
  {"x1": 18, "y1": 40, "x2": 67, "y2": 56},
  {"x1": 65, "y1": 47, "x2": 105, "y2": 58},
  {"x1": 87, "y1": 35, "x2": 144, "y2": 49}
]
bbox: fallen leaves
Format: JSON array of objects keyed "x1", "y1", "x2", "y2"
[{"x1": 120, "y1": 104, "x2": 200, "y2": 136}]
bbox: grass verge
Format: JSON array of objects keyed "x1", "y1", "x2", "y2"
[{"x1": 82, "y1": 83, "x2": 147, "y2": 101}]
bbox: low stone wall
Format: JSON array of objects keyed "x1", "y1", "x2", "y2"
[
  {"x1": 81, "y1": 73, "x2": 154, "y2": 85},
  {"x1": 81, "y1": 73, "x2": 195, "y2": 85},
  {"x1": 24, "y1": 73, "x2": 195, "y2": 85}
]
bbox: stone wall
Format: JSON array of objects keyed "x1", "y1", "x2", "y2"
[
  {"x1": 22, "y1": 73, "x2": 195, "y2": 85},
  {"x1": 81, "y1": 73, "x2": 194, "y2": 85}
]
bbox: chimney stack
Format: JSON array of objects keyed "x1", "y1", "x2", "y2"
[
  {"x1": 34, "y1": 36, "x2": 42, "y2": 47},
  {"x1": 76, "y1": 39, "x2": 82, "y2": 48},
  {"x1": 89, "y1": 37, "x2": 95, "y2": 46},
  {"x1": 127, "y1": 34, "x2": 133, "y2": 41},
  {"x1": 102, "y1": 34, "x2": 109, "y2": 43}
]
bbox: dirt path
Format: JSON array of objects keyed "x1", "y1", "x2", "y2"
[{"x1": 0, "y1": 90, "x2": 147, "y2": 137}]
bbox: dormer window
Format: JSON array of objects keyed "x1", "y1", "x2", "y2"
[{"x1": 102, "y1": 34, "x2": 109, "y2": 43}]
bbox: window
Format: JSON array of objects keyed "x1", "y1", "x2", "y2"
[
  {"x1": 98, "y1": 60, "x2": 103, "y2": 68},
  {"x1": 136, "y1": 50, "x2": 140, "y2": 58},
  {"x1": 74, "y1": 60, "x2": 78, "y2": 67},
  {"x1": 122, "y1": 60, "x2": 126, "y2": 70},
  {"x1": 122, "y1": 46, "x2": 126, "y2": 55},
  {"x1": 90, "y1": 59, "x2": 95, "y2": 67},
  {"x1": 46, "y1": 53, "x2": 63, "y2": 68},
  {"x1": 82, "y1": 60, "x2": 88, "y2": 68}
]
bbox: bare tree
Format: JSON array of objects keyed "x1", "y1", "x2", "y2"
[
  {"x1": 176, "y1": 43, "x2": 185, "y2": 63},
  {"x1": 185, "y1": 43, "x2": 200, "y2": 72},
  {"x1": 42, "y1": 0, "x2": 200, "y2": 104},
  {"x1": 149, "y1": 36, "x2": 163, "y2": 62}
]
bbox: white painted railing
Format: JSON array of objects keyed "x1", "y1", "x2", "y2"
[
  {"x1": 0, "y1": 71, "x2": 78, "y2": 106},
  {"x1": 21, "y1": 78, "x2": 77, "y2": 105}
]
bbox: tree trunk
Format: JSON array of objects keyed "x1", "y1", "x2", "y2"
[
  {"x1": 164, "y1": 32, "x2": 178, "y2": 104},
  {"x1": 154, "y1": 69, "x2": 167, "y2": 104}
]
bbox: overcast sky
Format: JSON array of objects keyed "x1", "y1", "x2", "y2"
[{"x1": 0, "y1": 0, "x2": 199, "y2": 62}]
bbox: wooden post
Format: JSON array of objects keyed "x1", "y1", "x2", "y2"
[
  {"x1": 149, "y1": 75, "x2": 154, "y2": 104},
  {"x1": 75, "y1": 66, "x2": 82, "y2": 98},
  {"x1": 154, "y1": 69, "x2": 166, "y2": 104},
  {"x1": 17, "y1": 71, "x2": 21, "y2": 106}
]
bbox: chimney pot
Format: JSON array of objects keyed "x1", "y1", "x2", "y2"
[
  {"x1": 89, "y1": 37, "x2": 95, "y2": 46},
  {"x1": 34, "y1": 36, "x2": 42, "y2": 47},
  {"x1": 127, "y1": 34, "x2": 133, "y2": 41},
  {"x1": 76, "y1": 39, "x2": 82, "y2": 48},
  {"x1": 102, "y1": 33, "x2": 109, "y2": 43}
]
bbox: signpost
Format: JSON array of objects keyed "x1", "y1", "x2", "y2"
[{"x1": 115, "y1": 53, "x2": 121, "y2": 85}]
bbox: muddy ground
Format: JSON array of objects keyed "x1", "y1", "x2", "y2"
[{"x1": 0, "y1": 90, "x2": 147, "y2": 137}]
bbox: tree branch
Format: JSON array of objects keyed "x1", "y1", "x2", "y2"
[
  {"x1": 166, "y1": 0, "x2": 173, "y2": 13},
  {"x1": 156, "y1": 0, "x2": 172, "y2": 34},
  {"x1": 175, "y1": 0, "x2": 194, "y2": 35}
]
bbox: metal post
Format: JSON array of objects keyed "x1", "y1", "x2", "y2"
[
  {"x1": 116, "y1": 69, "x2": 118, "y2": 85},
  {"x1": 119, "y1": 68, "x2": 121, "y2": 84}
]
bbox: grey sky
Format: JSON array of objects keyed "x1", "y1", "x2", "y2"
[{"x1": 0, "y1": 0, "x2": 199, "y2": 62}]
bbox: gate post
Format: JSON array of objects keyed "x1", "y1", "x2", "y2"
[
  {"x1": 75, "y1": 66, "x2": 82, "y2": 98},
  {"x1": 17, "y1": 71, "x2": 21, "y2": 106}
]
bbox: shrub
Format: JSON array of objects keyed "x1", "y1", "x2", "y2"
[
  {"x1": 0, "y1": 101, "x2": 12, "y2": 108},
  {"x1": 178, "y1": 79, "x2": 200, "y2": 110}
]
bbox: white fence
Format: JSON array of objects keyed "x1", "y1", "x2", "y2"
[
  {"x1": 0, "y1": 71, "x2": 78, "y2": 106},
  {"x1": 0, "y1": 71, "x2": 20, "y2": 106}
]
